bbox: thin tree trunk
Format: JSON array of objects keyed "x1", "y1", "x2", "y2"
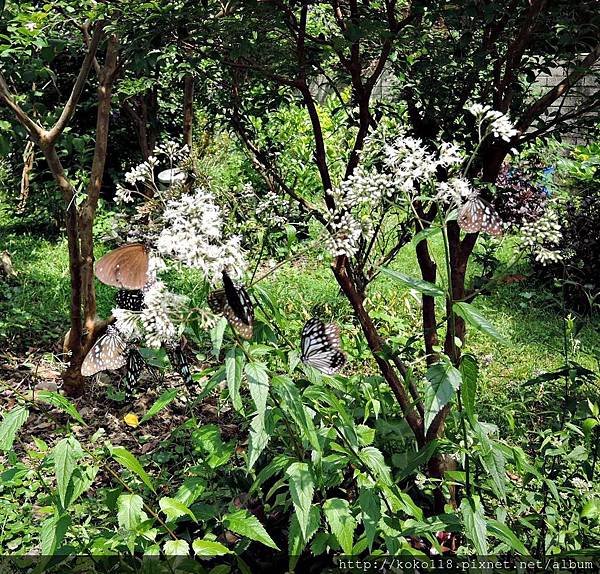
[{"x1": 183, "y1": 75, "x2": 194, "y2": 149}]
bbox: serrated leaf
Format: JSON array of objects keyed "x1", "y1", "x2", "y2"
[
  {"x1": 225, "y1": 347, "x2": 245, "y2": 411},
  {"x1": 117, "y1": 494, "x2": 146, "y2": 530},
  {"x1": 40, "y1": 514, "x2": 70, "y2": 554},
  {"x1": 460, "y1": 496, "x2": 487, "y2": 555},
  {"x1": 248, "y1": 412, "x2": 270, "y2": 469},
  {"x1": 379, "y1": 267, "x2": 445, "y2": 297},
  {"x1": 323, "y1": 498, "x2": 356, "y2": 554},
  {"x1": 272, "y1": 375, "x2": 320, "y2": 453},
  {"x1": 192, "y1": 538, "x2": 231, "y2": 557},
  {"x1": 487, "y1": 519, "x2": 528, "y2": 554},
  {"x1": 140, "y1": 389, "x2": 178, "y2": 423},
  {"x1": 54, "y1": 437, "x2": 82, "y2": 508},
  {"x1": 358, "y1": 488, "x2": 380, "y2": 551},
  {"x1": 453, "y1": 302, "x2": 508, "y2": 344},
  {"x1": 110, "y1": 446, "x2": 155, "y2": 492},
  {"x1": 397, "y1": 440, "x2": 439, "y2": 481},
  {"x1": 288, "y1": 506, "x2": 320, "y2": 570},
  {"x1": 459, "y1": 354, "x2": 478, "y2": 426},
  {"x1": 423, "y1": 362, "x2": 462, "y2": 433},
  {"x1": 163, "y1": 539, "x2": 190, "y2": 556},
  {"x1": 210, "y1": 317, "x2": 228, "y2": 357},
  {"x1": 0, "y1": 405, "x2": 29, "y2": 451},
  {"x1": 36, "y1": 391, "x2": 86, "y2": 425},
  {"x1": 476, "y1": 428, "x2": 507, "y2": 501},
  {"x1": 286, "y1": 462, "x2": 314, "y2": 539},
  {"x1": 581, "y1": 498, "x2": 600, "y2": 520},
  {"x1": 159, "y1": 497, "x2": 197, "y2": 523},
  {"x1": 245, "y1": 362, "x2": 270, "y2": 417},
  {"x1": 360, "y1": 447, "x2": 392, "y2": 486},
  {"x1": 223, "y1": 509, "x2": 278, "y2": 549}
]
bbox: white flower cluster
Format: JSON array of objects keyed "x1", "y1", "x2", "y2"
[
  {"x1": 157, "y1": 188, "x2": 246, "y2": 283},
  {"x1": 155, "y1": 141, "x2": 189, "y2": 163},
  {"x1": 124, "y1": 156, "x2": 159, "y2": 186},
  {"x1": 435, "y1": 176, "x2": 474, "y2": 205},
  {"x1": 467, "y1": 103, "x2": 518, "y2": 142},
  {"x1": 520, "y1": 209, "x2": 563, "y2": 265},
  {"x1": 112, "y1": 308, "x2": 143, "y2": 341},
  {"x1": 140, "y1": 281, "x2": 188, "y2": 348},
  {"x1": 255, "y1": 190, "x2": 289, "y2": 227},
  {"x1": 325, "y1": 134, "x2": 465, "y2": 258}
]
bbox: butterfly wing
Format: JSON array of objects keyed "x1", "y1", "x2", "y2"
[
  {"x1": 166, "y1": 343, "x2": 193, "y2": 388},
  {"x1": 116, "y1": 289, "x2": 145, "y2": 311},
  {"x1": 81, "y1": 328, "x2": 128, "y2": 376},
  {"x1": 300, "y1": 318, "x2": 346, "y2": 375},
  {"x1": 124, "y1": 349, "x2": 145, "y2": 399},
  {"x1": 458, "y1": 198, "x2": 503, "y2": 237},
  {"x1": 209, "y1": 273, "x2": 254, "y2": 340},
  {"x1": 95, "y1": 243, "x2": 149, "y2": 290}
]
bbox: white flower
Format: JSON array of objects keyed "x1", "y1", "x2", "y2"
[
  {"x1": 436, "y1": 177, "x2": 473, "y2": 205},
  {"x1": 112, "y1": 308, "x2": 142, "y2": 341},
  {"x1": 140, "y1": 281, "x2": 188, "y2": 348},
  {"x1": 467, "y1": 103, "x2": 518, "y2": 142},
  {"x1": 438, "y1": 142, "x2": 463, "y2": 168},
  {"x1": 157, "y1": 187, "x2": 246, "y2": 283},
  {"x1": 520, "y1": 209, "x2": 563, "y2": 265},
  {"x1": 115, "y1": 183, "x2": 134, "y2": 204},
  {"x1": 490, "y1": 115, "x2": 518, "y2": 142},
  {"x1": 155, "y1": 141, "x2": 189, "y2": 162},
  {"x1": 326, "y1": 213, "x2": 364, "y2": 258}
]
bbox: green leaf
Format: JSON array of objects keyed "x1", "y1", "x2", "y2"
[
  {"x1": 272, "y1": 375, "x2": 320, "y2": 452},
  {"x1": 412, "y1": 226, "x2": 442, "y2": 246},
  {"x1": 110, "y1": 446, "x2": 155, "y2": 492},
  {"x1": 460, "y1": 496, "x2": 488, "y2": 555},
  {"x1": 475, "y1": 427, "x2": 507, "y2": 501},
  {"x1": 174, "y1": 477, "x2": 206, "y2": 506},
  {"x1": 54, "y1": 437, "x2": 82, "y2": 508},
  {"x1": 210, "y1": 317, "x2": 228, "y2": 357},
  {"x1": 40, "y1": 513, "x2": 71, "y2": 554},
  {"x1": 159, "y1": 497, "x2": 197, "y2": 523},
  {"x1": 192, "y1": 538, "x2": 231, "y2": 557},
  {"x1": 286, "y1": 462, "x2": 314, "y2": 539},
  {"x1": 360, "y1": 446, "x2": 392, "y2": 486},
  {"x1": 36, "y1": 391, "x2": 86, "y2": 425},
  {"x1": 397, "y1": 440, "x2": 439, "y2": 481},
  {"x1": 453, "y1": 302, "x2": 508, "y2": 344},
  {"x1": 245, "y1": 362, "x2": 270, "y2": 417},
  {"x1": 163, "y1": 539, "x2": 190, "y2": 556},
  {"x1": 288, "y1": 506, "x2": 320, "y2": 569},
  {"x1": 248, "y1": 412, "x2": 270, "y2": 469},
  {"x1": 459, "y1": 354, "x2": 478, "y2": 425},
  {"x1": 223, "y1": 509, "x2": 279, "y2": 549},
  {"x1": 423, "y1": 362, "x2": 462, "y2": 433},
  {"x1": 358, "y1": 488, "x2": 381, "y2": 551},
  {"x1": 140, "y1": 389, "x2": 179, "y2": 423},
  {"x1": 117, "y1": 494, "x2": 146, "y2": 530},
  {"x1": 250, "y1": 454, "x2": 294, "y2": 494},
  {"x1": 581, "y1": 498, "x2": 600, "y2": 520},
  {"x1": 0, "y1": 405, "x2": 29, "y2": 451},
  {"x1": 225, "y1": 347, "x2": 245, "y2": 411},
  {"x1": 487, "y1": 519, "x2": 528, "y2": 554},
  {"x1": 323, "y1": 498, "x2": 356, "y2": 554},
  {"x1": 379, "y1": 267, "x2": 445, "y2": 297}
]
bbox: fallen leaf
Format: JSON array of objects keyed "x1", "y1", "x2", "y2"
[{"x1": 123, "y1": 413, "x2": 139, "y2": 428}]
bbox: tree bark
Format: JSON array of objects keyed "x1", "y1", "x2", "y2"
[{"x1": 183, "y1": 75, "x2": 194, "y2": 149}]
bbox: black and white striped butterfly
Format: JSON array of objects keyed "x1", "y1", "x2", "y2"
[
  {"x1": 208, "y1": 271, "x2": 254, "y2": 340},
  {"x1": 300, "y1": 318, "x2": 346, "y2": 375},
  {"x1": 116, "y1": 288, "x2": 145, "y2": 312},
  {"x1": 81, "y1": 326, "x2": 128, "y2": 376},
  {"x1": 457, "y1": 196, "x2": 503, "y2": 236},
  {"x1": 166, "y1": 342, "x2": 193, "y2": 388},
  {"x1": 124, "y1": 348, "x2": 146, "y2": 400}
]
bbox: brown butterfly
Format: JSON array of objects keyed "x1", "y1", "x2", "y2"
[
  {"x1": 208, "y1": 271, "x2": 254, "y2": 340},
  {"x1": 95, "y1": 243, "x2": 149, "y2": 290},
  {"x1": 457, "y1": 196, "x2": 503, "y2": 236}
]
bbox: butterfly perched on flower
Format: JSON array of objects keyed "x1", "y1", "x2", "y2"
[
  {"x1": 95, "y1": 243, "x2": 149, "y2": 290},
  {"x1": 457, "y1": 196, "x2": 503, "y2": 236},
  {"x1": 124, "y1": 349, "x2": 146, "y2": 400},
  {"x1": 81, "y1": 326, "x2": 128, "y2": 376},
  {"x1": 300, "y1": 318, "x2": 346, "y2": 375},
  {"x1": 208, "y1": 271, "x2": 254, "y2": 339}
]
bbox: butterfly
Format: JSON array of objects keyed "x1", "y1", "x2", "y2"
[
  {"x1": 457, "y1": 196, "x2": 503, "y2": 236},
  {"x1": 124, "y1": 348, "x2": 146, "y2": 399},
  {"x1": 81, "y1": 326, "x2": 128, "y2": 376},
  {"x1": 116, "y1": 289, "x2": 145, "y2": 312},
  {"x1": 95, "y1": 243, "x2": 149, "y2": 290},
  {"x1": 300, "y1": 318, "x2": 346, "y2": 375},
  {"x1": 208, "y1": 271, "x2": 254, "y2": 339},
  {"x1": 166, "y1": 343, "x2": 193, "y2": 388}
]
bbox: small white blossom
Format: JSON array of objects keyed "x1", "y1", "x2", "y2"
[
  {"x1": 112, "y1": 308, "x2": 142, "y2": 341},
  {"x1": 438, "y1": 142, "x2": 463, "y2": 168},
  {"x1": 436, "y1": 177, "x2": 473, "y2": 205},
  {"x1": 155, "y1": 141, "x2": 189, "y2": 162},
  {"x1": 140, "y1": 281, "x2": 188, "y2": 348},
  {"x1": 467, "y1": 103, "x2": 518, "y2": 142},
  {"x1": 520, "y1": 210, "x2": 563, "y2": 265},
  {"x1": 115, "y1": 183, "x2": 134, "y2": 204},
  {"x1": 326, "y1": 213, "x2": 364, "y2": 257},
  {"x1": 571, "y1": 477, "x2": 591, "y2": 491}
]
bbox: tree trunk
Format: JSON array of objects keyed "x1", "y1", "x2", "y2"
[{"x1": 183, "y1": 75, "x2": 194, "y2": 149}]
